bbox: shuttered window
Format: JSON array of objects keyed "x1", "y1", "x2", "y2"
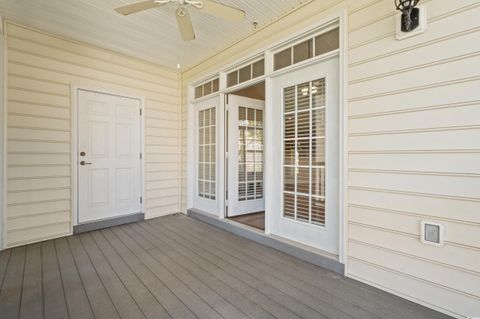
[
  {"x1": 283, "y1": 78, "x2": 326, "y2": 225},
  {"x1": 198, "y1": 107, "x2": 216, "y2": 200}
]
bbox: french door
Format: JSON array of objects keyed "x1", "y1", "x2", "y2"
[
  {"x1": 193, "y1": 97, "x2": 219, "y2": 215},
  {"x1": 269, "y1": 56, "x2": 340, "y2": 254},
  {"x1": 77, "y1": 90, "x2": 142, "y2": 224},
  {"x1": 227, "y1": 95, "x2": 265, "y2": 217}
]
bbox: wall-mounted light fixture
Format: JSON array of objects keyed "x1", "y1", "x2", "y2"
[
  {"x1": 395, "y1": 0, "x2": 427, "y2": 40},
  {"x1": 395, "y1": 0, "x2": 420, "y2": 32}
]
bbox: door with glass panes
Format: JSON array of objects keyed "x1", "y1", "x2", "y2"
[
  {"x1": 270, "y1": 56, "x2": 339, "y2": 253},
  {"x1": 194, "y1": 97, "x2": 219, "y2": 214},
  {"x1": 227, "y1": 95, "x2": 265, "y2": 216}
]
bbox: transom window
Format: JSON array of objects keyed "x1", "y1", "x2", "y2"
[
  {"x1": 195, "y1": 78, "x2": 219, "y2": 99},
  {"x1": 283, "y1": 78, "x2": 326, "y2": 225},
  {"x1": 227, "y1": 59, "x2": 265, "y2": 88},
  {"x1": 274, "y1": 27, "x2": 339, "y2": 71},
  {"x1": 198, "y1": 107, "x2": 216, "y2": 200}
]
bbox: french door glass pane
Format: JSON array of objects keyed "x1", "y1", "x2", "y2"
[
  {"x1": 283, "y1": 78, "x2": 326, "y2": 226},
  {"x1": 238, "y1": 106, "x2": 264, "y2": 201},
  {"x1": 198, "y1": 108, "x2": 216, "y2": 200}
]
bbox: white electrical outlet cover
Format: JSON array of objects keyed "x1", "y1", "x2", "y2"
[{"x1": 420, "y1": 221, "x2": 445, "y2": 247}]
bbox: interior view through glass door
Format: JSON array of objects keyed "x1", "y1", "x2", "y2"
[{"x1": 226, "y1": 82, "x2": 265, "y2": 230}]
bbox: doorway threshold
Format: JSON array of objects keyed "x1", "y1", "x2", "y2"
[{"x1": 187, "y1": 208, "x2": 344, "y2": 275}]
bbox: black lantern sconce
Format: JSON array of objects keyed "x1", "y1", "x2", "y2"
[{"x1": 395, "y1": 0, "x2": 420, "y2": 32}]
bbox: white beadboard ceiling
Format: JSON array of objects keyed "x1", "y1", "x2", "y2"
[{"x1": 0, "y1": 0, "x2": 308, "y2": 69}]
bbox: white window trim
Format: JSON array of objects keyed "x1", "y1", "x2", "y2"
[{"x1": 187, "y1": 8, "x2": 348, "y2": 265}]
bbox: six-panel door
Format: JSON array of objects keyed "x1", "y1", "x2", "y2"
[{"x1": 77, "y1": 90, "x2": 142, "y2": 224}]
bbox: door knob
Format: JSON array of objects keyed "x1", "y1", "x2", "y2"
[{"x1": 80, "y1": 161, "x2": 92, "y2": 165}]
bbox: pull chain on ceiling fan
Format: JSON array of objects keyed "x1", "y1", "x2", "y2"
[{"x1": 115, "y1": 0, "x2": 246, "y2": 41}]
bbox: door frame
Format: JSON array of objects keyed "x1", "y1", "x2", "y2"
[
  {"x1": 187, "y1": 8, "x2": 348, "y2": 264},
  {"x1": 71, "y1": 85, "x2": 146, "y2": 228}
]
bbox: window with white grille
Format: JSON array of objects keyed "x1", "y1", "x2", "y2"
[
  {"x1": 283, "y1": 78, "x2": 326, "y2": 225},
  {"x1": 238, "y1": 106, "x2": 264, "y2": 201},
  {"x1": 198, "y1": 107, "x2": 216, "y2": 200}
]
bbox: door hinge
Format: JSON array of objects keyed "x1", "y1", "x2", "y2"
[
  {"x1": 225, "y1": 94, "x2": 229, "y2": 105},
  {"x1": 140, "y1": 109, "x2": 142, "y2": 116},
  {"x1": 140, "y1": 152, "x2": 142, "y2": 159},
  {"x1": 140, "y1": 196, "x2": 143, "y2": 204}
]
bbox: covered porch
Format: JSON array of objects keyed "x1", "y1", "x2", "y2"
[{"x1": 0, "y1": 214, "x2": 450, "y2": 319}]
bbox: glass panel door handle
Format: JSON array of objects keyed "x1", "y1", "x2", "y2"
[{"x1": 80, "y1": 161, "x2": 92, "y2": 165}]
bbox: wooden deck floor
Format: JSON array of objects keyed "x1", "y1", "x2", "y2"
[
  {"x1": 0, "y1": 214, "x2": 451, "y2": 319},
  {"x1": 229, "y1": 212, "x2": 265, "y2": 230}
]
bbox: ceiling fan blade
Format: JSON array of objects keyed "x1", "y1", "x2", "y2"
[
  {"x1": 200, "y1": 0, "x2": 245, "y2": 22},
  {"x1": 115, "y1": 0, "x2": 165, "y2": 15},
  {"x1": 176, "y1": 8, "x2": 195, "y2": 41}
]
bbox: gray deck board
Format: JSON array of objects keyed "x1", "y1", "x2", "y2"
[
  {"x1": 0, "y1": 246, "x2": 26, "y2": 319},
  {"x1": 174, "y1": 214, "x2": 447, "y2": 319},
  {"x1": 19, "y1": 243, "x2": 43, "y2": 319},
  {"x1": 141, "y1": 220, "x2": 305, "y2": 319},
  {"x1": 111, "y1": 227, "x2": 223, "y2": 319},
  {"x1": 41, "y1": 240, "x2": 69, "y2": 319},
  {"x1": 0, "y1": 249, "x2": 11, "y2": 291},
  {"x1": 101, "y1": 228, "x2": 195, "y2": 319},
  {"x1": 121, "y1": 224, "x2": 252, "y2": 319},
  {"x1": 130, "y1": 222, "x2": 277, "y2": 319},
  {"x1": 150, "y1": 217, "x2": 341, "y2": 319},
  {"x1": 0, "y1": 214, "x2": 452, "y2": 319},
  {"x1": 55, "y1": 237, "x2": 95, "y2": 319},
  {"x1": 79, "y1": 233, "x2": 146, "y2": 319},
  {"x1": 67, "y1": 236, "x2": 120, "y2": 319},
  {"x1": 170, "y1": 216, "x2": 379, "y2": 319},
  {"x1": 145, "y1": 219, "x2": 327, "y2": 319},
  {"x1": 89, "y1": 231, "x2": 170, "y2": 319}
]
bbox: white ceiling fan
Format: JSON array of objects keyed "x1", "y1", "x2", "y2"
[{"x1": 115, "y1": 0, "x2": 245, "y2": 41}]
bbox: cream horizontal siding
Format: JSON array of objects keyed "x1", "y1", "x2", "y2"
[
  {"x1": 5, "y1": 22, "x2": 181, "y2": 248},
  {"x1": 347, "y1": 0, "x2": 480, "y2": 317},
  {"x1": 180, "y1": 0, "x2": 480, "y2": 317}
]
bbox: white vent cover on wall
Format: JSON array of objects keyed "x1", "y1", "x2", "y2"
[
  {"x1": 396, "y1": 4, "x2": 427, "y2": 40},
  {"x1": 420, "y1": 221, "x2": 444, "y2": 247}
]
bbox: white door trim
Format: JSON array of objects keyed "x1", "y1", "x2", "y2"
[{"x1": 71, "y1": 85, "x2": 146, "y2": 228}]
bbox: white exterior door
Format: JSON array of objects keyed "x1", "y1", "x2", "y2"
[
  {"x1": 193, "y1": 97, "x2": 219, "y2": 215},
  {"x1": 227, "y1": 95, "x2": 265, "y2": 217},
  {"x1": 269, "y1": 56, "x2": 340, "y2": 254},
  {"x1": 77, "y1": 90, "x2": 142, "y2": 224}
]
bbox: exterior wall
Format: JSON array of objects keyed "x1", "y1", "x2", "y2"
[
  {"x1": 5, "y1": 22, "x2": 181, "y2": 248},
  {"x1": 181, "y1": 0, "x2": 480, "y2": 317}
]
